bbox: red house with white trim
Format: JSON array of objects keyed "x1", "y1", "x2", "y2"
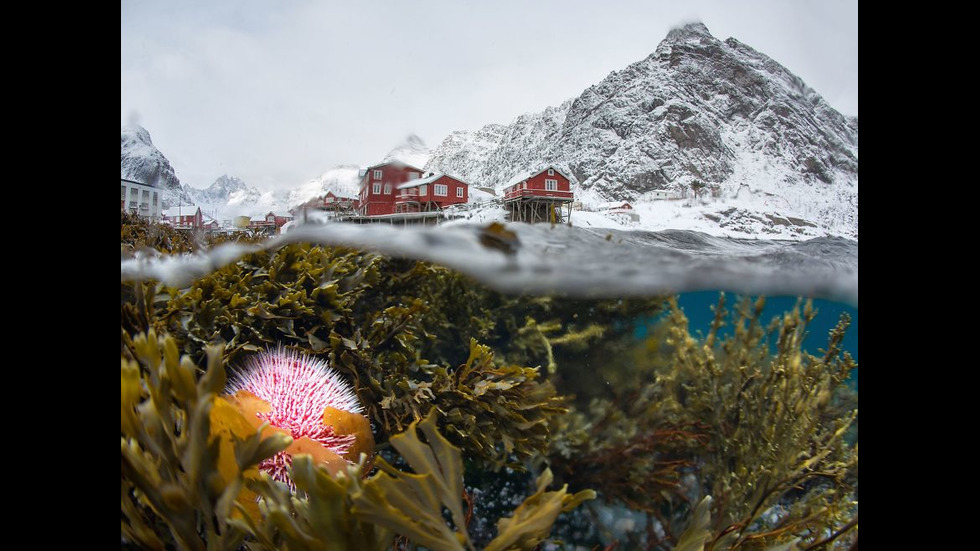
[
  {"x1": 162, "y1": 205, "x2": 203, "y2": 229},
  {"x1": 503, "y1": 166, "x2": 573, "y2": 201},
  {"x1": 357, "y1": 161, "x2": 425, "y2": 216},
  {"x1": 502, "y1": 166, "x2": 575, "y2": 223},
  {"x1": 395, "y1": 173, "x2": 469, "y2": 213},
  {"x1": 322, "y1": 191, "x2": 358, "y2": 212},
  {"x1": 265, "y1": 211, "x2": 294, "y2": 229}
]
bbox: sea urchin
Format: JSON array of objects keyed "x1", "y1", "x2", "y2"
[{"x1": 222, "y1": 346, "x2": 373, "y2": 489}]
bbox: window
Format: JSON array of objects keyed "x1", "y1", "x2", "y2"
[
  {"x1": 152, "y1": 192, "x2": 158, "y2": 205},
  {"x1": 408, "y1": 173, "x2": 420, "y2": 180},
  {"x1": 373, "y1": 183, "x2": 381, "y2": 194},
  {"x1": 548, "y1": 169, "x2": 554, "y2": 176},
  {"x1": 420, "y1": 184, "x2": 427, "y2": 195},
  {"x1": 384, "y1": 184, "x2": 392, "y2": 195},
  {"x1": 545, "y1": 179, "x2": 558, "y2": 191},
  {"x1": 121, "y1": 185, "x2": 126, "y2": 200},
  {"x1": 434, "y1": 184, "x2": 448, "y2": 196},
  {"x1": 373, "y1": 169, "x2": 382, "y2": 180},
  {"x1": 456, "y1": 187, "x2": 464, "y2": 198},
  {"x1": 131, "y1": 188, "x2": 138, "y2": 197}
]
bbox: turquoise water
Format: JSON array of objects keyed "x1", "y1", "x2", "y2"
[
  {"x1": 672, "y1": 291, "x2": 857, "y2": 361},
  {"x1": 636, "y1": 291, "x2": 858, "y2": 388}
]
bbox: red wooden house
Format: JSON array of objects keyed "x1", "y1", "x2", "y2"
[
  {"x1": 503, "y1": 166, "x2": 573, "y2": 201},
  {"x1": 201, "y1": 215, "x2": 221, "y2": 232},
  {"x1": 163, "y1": 205, "x2": 203, "y2": 229},
  {"x1": 357, "y1": 161, "x2": 425, "y2": 216},
  {"x1": 241, "y1": 211, "x2": 293, "y2": 235},
  {"x1": 502, "y1": 166, "x2": 574, "y2": 223},
  {"x1": 322, "y1": 191, "x2": 358, "y2": 212},
  {"x1": 265, "y1": 211, "x2": 294, "y2": 228},
  {"x1": 395, "y1": 173, "x2": 469, "y2": 213}
]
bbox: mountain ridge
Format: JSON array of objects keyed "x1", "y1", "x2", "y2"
[
  {"x1": 423, "y1": 22, "x2": 857, "y2": 237},
  {"x1": 121, "y1": 22, "x2": 857, "y2": 239}
]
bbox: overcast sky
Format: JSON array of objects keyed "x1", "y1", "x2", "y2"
[{"x1": 121, "y1": 0, "x2": 857, "y2": 192}]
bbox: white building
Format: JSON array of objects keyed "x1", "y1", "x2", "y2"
[{"x1": 121, "y1": 178, "x2": 162, "y2": 219}]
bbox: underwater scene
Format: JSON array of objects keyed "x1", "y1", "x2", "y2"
[{"x1": 121, "y1": 213, "x2": 858, "y2": 550}]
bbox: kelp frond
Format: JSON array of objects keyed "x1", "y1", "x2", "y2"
[{"x1": 121, "y1": 330, "x2": 290, "y2": 550}]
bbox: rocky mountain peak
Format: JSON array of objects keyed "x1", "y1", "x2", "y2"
[
  {"x1": 663, "y1": 21, "x2": 715, "y2": 44},
  {"x1": 383, "y1": 134, "x2": 432, "y2": 168},
  {"x1": 121, "y1": 124, "x2": 153, "y2": 146},
  {"x1": 424, "y1": 23, "x2": 858, "y2": 238},
  {"x1": 208, "y1": 175, "x2": 248, "y2": 194},
  {"x1": 121, "y1": 125, "x2": 186, "y2": 208}
]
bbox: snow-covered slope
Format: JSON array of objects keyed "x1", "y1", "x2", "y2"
[
  {"x1": 121, "y1": 125, "x2": 188, "y2": 208},
  {"x1": 122, "y1": 23, "x2": 857, "y2": 240},
  {"x1": 178, "y1": 167, "x2": 364, "y2": 221},
  {"x1": 425, "y1": 22, "x2": 858, "y2": 239},
  {"x1": 383, "y1": 134, "x2": 432, "y2": 169},
  {"x1": 286, "y1": 165, "x2": 362, "y2": 206}
]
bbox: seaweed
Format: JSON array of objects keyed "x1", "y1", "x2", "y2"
[
  {"x1": 545, "y1": 295, "x2": 858, "y2": 550},
  {"x1": 121, "y1": 331, "x2": 593, "y2": 550},
  {"x1": 134, "y1": 241, "x2": 568, "y2": 469},
  {"x1": 120, "y1": 215, "x2": 857, "y2": 550},
  {"x1": 655, "y1": 295, "x2": 858, "y2": 550},
  {"x1": 121, "y1": 329, "x2": 291, "y2": 550}
]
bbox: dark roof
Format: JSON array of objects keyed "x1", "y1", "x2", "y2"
[
  {"x1": 121, "y1": 177, "x2": 156, "y2": 187},
  {"x1": 363, "y1": 160, "x2": 425, "y2": 173}
]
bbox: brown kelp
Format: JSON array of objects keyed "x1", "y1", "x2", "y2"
[
  {"x1": 121, "y1": 216, "x2": 857, "y2": 550},
  {"x1": 121, "y1": 329, "x2": 594, "y2": 550},
  {"x1": 547, "y1": 295, "x2": 858, "y2": 549}
]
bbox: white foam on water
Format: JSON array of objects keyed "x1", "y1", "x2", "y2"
[{"x1": 121, "y1": 222, "x2": 857, "y2": 306}]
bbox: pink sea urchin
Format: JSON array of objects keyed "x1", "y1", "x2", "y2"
[{"x1": 225, "y1": 346, "x2": 370, "y2": 488}]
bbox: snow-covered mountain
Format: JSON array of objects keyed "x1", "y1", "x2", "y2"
[
  {"x1": 425, "y1": 22, "x2": 858, "y2": 238},
  {"x1": 185, "y1": 174, "x2": 252, "y2": 205},
  {"x1": 288, "y1": 165, "x2": 362, "y2": 204},
  {"x1": 121, "y1": 125, "x2": 189, "y2": 208},
  {"x1": 383, "y1": 134, "x2": 432, "y2": 169},
  {"x1": 121, "y1": 23, "x2": 857, "y2": 239},
  {"x1": 178, "y1": 167, "x2": 365, "y2": 221},
  {"x1": 179, "y1": 175, "x2": 265, "y2": 220}
]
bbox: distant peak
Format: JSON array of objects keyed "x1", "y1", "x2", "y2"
[
  {"x1": 121, "y1": 124, "x2": 153, "y2": 145},
  {"x1": 665, "y1": 21, "x2": 714, "y2": 42},
  {"x1": 404, "y1": 133, "x2": 426, "y2": 148},
  {"x1": 384, "y1": 134, "x2": 432, "y2": 167}
]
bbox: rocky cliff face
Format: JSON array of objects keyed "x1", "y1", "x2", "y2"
[
  {"x1": 121, "y1": 125, "x2": 188, "y2": 208},
  {"x1": 424, "y1": 22, "x2": 858, "y2": 236}
]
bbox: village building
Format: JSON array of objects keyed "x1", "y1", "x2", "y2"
[
  {"x1": 502, "y1": 166, "x2": 574, "y2": 223},
  {"x1": 248, "y1": 216, "x2": 277, "y2": 235},
  {"x1": 394, "y1": 173, "x2": 469, "y2": 213},
  {"x1": 231, "y1": 211, "x2": 293, "y2": 235},
  {"x1": 162, "y1": 205, "x2": 203, "y2": 230},
  {"x1": 648, "y1": 189, "x2": 675, "y2": 200},
  {"x1": 121, "y1": 178, "x2": 162, "y2": 219},
  {"x1": 356, "y1": 161, "x2": 426, "y2": 216},
  {"x1": 322, "y1": 191, "x2": 358, "y2": 213},
  {"x1": 201, "y1": 215, "x2": 222, "y2": 232},
  {"x1": 597, "y1": 201, "x2": 640, "y2": 222},
  {"x1": 598, "y1": 201, "x2": 633, "y2": 211},
  {"x1": 264, "y1": 210, "x2": 294, "y2": 229}
]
